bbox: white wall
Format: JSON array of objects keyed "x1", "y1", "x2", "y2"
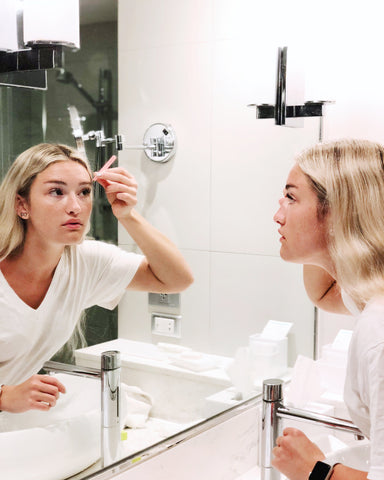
[{"x1": 116, "y1": 0, "x2": 384, "y2": 360}]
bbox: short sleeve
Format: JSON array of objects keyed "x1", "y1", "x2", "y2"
[{"x1": 75, "y1": 240, "x2": 144, "y2": 310}]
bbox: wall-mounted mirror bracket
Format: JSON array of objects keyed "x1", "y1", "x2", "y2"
[
  {"x1": 78, "y1": 123, "x2": 177, "y2": 163},
  {"x1": 116, "y1": 123, "x2": 176, "y2": 163}
]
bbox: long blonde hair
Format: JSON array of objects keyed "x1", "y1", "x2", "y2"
[
  {"x1": 0, "y1": 143, "x2": 92, "y2": 261},
  {"x1": 297, "y1": 139, "x2": 384, "y2": 303}
]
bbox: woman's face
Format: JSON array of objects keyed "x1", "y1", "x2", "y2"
[
  {"x1": 273, "y1": 164, "x2": 329, "y2": 266},
  {"x1": 19, "y1": 160, "x2": 92, "y2": 248}
]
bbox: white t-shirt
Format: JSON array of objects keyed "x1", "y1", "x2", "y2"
[
  {"x1": 343, "y1": 294, "x2": 384, "y2": 480},
  {"x1": 0, "y1": 240, "x2": 144, "y2": 385}
]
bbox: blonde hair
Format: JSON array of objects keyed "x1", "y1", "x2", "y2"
[
  {"x1": 0, "y1": 143, "x2": 92, "y2": 261},
  {"x1": 296, "y1": 138, "x2": 384, "y2": 303}
]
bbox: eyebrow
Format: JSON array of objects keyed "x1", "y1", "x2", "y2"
[
  {"x1": 43, "y1": 180, "x2": 92, "y2": 186},
  {"x1": 284, "y1": 183, "x2": 298, "y2": 190}
]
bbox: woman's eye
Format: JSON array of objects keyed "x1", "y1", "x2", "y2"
[
  {"x1": 49, "y1": 188, "x2": 63, "y2": 196},
  {"x1": 285, "y1": 192, "x2": 294, "y2": 201},
  {"x1": 79, "y1": 188, "x2": 91, "y2": 197}
]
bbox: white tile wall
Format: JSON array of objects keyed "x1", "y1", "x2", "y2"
[
  {"x1": 117, "y1": 0, "x2": 319, "y2": 362},
  {"x1": 118, "y1": 43, "x2": 212, "y2": 250},
  {"x1": 210, "y1": 253, "x2": 314, "y2": 362},
  {"x1": 117, "y1": 0, "x2": 384, "y2": 361}
]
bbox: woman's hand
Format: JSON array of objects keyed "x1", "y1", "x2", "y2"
[
  {"x1": 272, "y1": 428, "x2": 325, "y2": 480},
  {"x1": 95, "y1": 165, "x2": 194, "y2": 293},
  {"x1": 0, "y1": 375, "x2": 66, "y2": 413},
  {"x1": 94, "y1": 167, "x2": 138, "y2": 220}
]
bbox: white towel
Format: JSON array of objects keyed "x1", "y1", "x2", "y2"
[{"x1": 121, "y1": 384, "x2": 153, "y2": 428}]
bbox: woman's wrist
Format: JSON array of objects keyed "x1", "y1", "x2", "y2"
[
  {"x1": 329, "y1": 463, "x2": 342, "y2": 479},
  {"x1": 116, "y1": 206, "x2": 137, "y2": 224},
  {"x1": 0, "y1": 383, "x2": 5, "y2": 411}
]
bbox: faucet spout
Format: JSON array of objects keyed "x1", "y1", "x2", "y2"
[
  {"x1": 260, "y1": 378, "x2": 364, "y2": 480},
  {"x1": 43, "y1": 350, "x2": 122, "y2": 468},
  {"x1": 101, "y1": 350, "x2": 121, "y2": 467}
]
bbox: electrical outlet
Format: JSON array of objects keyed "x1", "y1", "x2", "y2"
[
  {"x1": 159, "y1": 293, "x2": 169, "y2": 304},
  {"x1": 148, "y1": 293, "x2": 180, "y2": 308}
]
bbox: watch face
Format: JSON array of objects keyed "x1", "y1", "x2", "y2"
[{"x1": 309, "y1": 461, "x2": 332, "y2": 479}]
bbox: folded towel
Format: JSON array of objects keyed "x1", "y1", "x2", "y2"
[{"x1": 120, "y1": 384, "x2": 153, "y2": 428}]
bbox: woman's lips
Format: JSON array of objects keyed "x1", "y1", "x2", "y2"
[{"x1": 62, "y1": 220, "x2": 82, "y2": 230}]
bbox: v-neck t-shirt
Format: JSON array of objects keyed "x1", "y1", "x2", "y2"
[{"x1": 0, "y1": 240, "x2": 144, "y2": 385}]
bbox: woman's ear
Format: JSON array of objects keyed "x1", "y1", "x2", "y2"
[{"x1": 15, "y1": 194, "x2": 29, "y2": 219}]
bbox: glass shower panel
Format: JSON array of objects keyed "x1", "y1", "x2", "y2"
[{"x1": 0, "y1": 85, "x2": 44, "y2": 176}]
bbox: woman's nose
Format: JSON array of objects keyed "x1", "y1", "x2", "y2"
[
  {"x1": 273, "y1": 198, "x2": 285, "y2": 224},
  {"x1": 66, "y1": 193, "x2": 81, "y2": 214}
]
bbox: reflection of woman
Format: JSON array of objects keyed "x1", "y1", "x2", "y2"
[
  {"x1": 273, "y1": 139, "x2": 384, "y2": 480},
  {"x1": 0, "y1": 143, "x2": 193, "y2": 414}
]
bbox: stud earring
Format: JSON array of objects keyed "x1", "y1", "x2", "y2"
[{"x1": 20, "y1": 212, "x2": 28, "y2": 219}]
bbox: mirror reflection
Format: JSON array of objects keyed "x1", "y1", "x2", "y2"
[{"x1": 4, "y1": 0, "x2": 374, "y2": 478}]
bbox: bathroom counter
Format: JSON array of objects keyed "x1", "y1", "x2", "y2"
[
  {"x1": 75, "y1": 338, "x2": 233, "y2": 388},
  {"x1": 235, "y1": 467, "x2": 261, "y2": 479}
]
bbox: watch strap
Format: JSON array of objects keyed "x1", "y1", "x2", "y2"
[{"x1": 309, "y1": 461, "x2": 338, "y2": 480}]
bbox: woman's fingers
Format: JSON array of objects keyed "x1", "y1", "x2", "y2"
[
  {"x1": 94, "y1": 168, "x2": 139, "y2": 218},
  {"x1": 1, "y1": 375, "x2": 66, "y2": 413},
  {"x1": 40, "y1": 375, "x2": 66, "y2": 394}
]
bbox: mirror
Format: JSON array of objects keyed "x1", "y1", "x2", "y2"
[{"x1": 3, "y1": 0, "x2": 377, "y2": 478}]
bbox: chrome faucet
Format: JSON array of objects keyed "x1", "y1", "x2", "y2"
[
  {"x1": 43, "y1": 350, "x2": 122, "y2": 468},
  {"x1": 261, "y1": 378, "x2": 364, "y2": 480}
]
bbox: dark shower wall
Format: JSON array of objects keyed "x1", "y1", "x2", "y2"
[{"x1": 45, "y1": 21, "x2": 118, "y2": 162}]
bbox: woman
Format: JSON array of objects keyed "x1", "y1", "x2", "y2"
[
  {"x1": 273, "y1": 139, "x2": 384, "y2": 480},
  {"x1": 0, "y1": 143, "x2": 193, "y2": 414}
]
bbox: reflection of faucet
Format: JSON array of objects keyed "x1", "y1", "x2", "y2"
[
  {"x1": 261, "y1": 378, "x2": 364, "y2": 480},
  {"x1": 43, "y1": 350, "x2": 121, "y2": 468}
]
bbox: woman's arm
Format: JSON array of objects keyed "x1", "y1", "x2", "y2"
[
  {"x1": 272, "y1": 428, "x2": 368, "y2": 480},
  {"x1": 95, "y1": 167, "x2": 194, "y2": 293},
  {"x1": 0, "y1": 375, "x2": 66, "y2": 413},
  {"x1": 303, "y1": 265, "x2": 350, "y2": 314},
  {"x1": 120, "y1": 209, "x2": 194, "y2": 293},
  {"x1": 330, "y1": 464, "x2": 368, "y2": 480}
]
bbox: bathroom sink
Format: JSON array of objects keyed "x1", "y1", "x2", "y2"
[
  {"x1": 0, "y1": 373, "x2": 100, "y2": 480},
  {"x1": 326, "y1": 441, "x2": 370, "y2": 471}
]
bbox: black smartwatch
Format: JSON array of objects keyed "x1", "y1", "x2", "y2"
[{"x1": 309, "y1": 461, "x2": 336, "y2": 480}]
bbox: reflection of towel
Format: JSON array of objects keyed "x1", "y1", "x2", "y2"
[{"x1": 120, "y1": 384, "x2": 153, "y2": 429}]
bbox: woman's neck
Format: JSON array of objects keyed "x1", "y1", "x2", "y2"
[{"x1": 2, "y1": 238, "x2": 64, "y2": 282}]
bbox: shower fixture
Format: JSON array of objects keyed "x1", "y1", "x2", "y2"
[
  {"x1": 57, "y1": 69, "x2": 98, "y2": 109},
  {"x1": 248, "y1": 47, "x2": 334, "y2": 127},
  {"x1": 67, "y1": 105, "x2": 86, "y2": 155}
]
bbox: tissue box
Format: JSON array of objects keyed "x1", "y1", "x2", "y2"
[{"x1": 249, "y1": 334, "x2": 288, "y2": 379}]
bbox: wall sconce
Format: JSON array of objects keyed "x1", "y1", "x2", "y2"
[
  {"x1": 248, "y1": 46, "x2": 334, "y2": 130},
  {"x1": 23, "y1": 0, "x2": 79, "y2": 49},
  {"x1": 0, "y1": 0, "x2": 79, "y2": 89},
  {"x1": 0, "y1": 0, "x2": 19, "y2": 52}
]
